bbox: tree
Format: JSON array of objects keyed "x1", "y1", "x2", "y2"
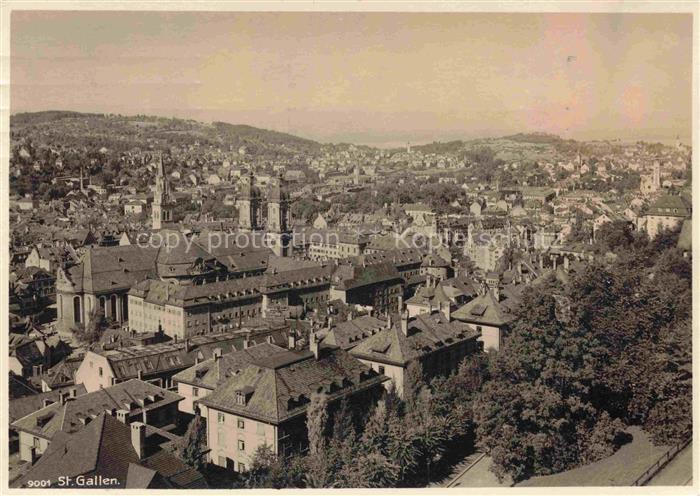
[
  {"x1": 403, "y1": 360, "x2": 424, "y2": 410},
  {"x1": 306, "y1": 392, "x2": 328, "y2": 456},
  {"x1": 596, "y1": 220, "x2": 635, "y2": 252},
  {"x1": 176, "y1": 412, "x2": 207, "y2": 470},
  {"x1": 474, "y1": 287, "x2": 608, "y2": 482},
  {"x1": 72, "y1": 306, "x2": 107, "y2": 345},
  {"x1": 304, "y1": 392, "x2": 330, "y2": 488},
  {"x1": 337, "y1": 450, "x2": 399, "y2": 488},
  {"x1": 641, "y1": 319, "x2": 692, "y2": 444},
  {"x1": 246, "y1": 444, "x2": 303, "y2": 488}
]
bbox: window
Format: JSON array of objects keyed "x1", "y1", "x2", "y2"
[
  {"x1": 238, "y1": 440, "x2": 245, "y2": 451},
  {"x1": 378, "y1": 365, "x2": 385, "y2": 374},
  {"x1": 218, "y1": 456, "x2": 226, "y2": 467},
  {"x1": 98, "y1": 367, "x2": 103, "y2": 377},
  {"x1": 193, "y1": 387, "x2": 199, "y2": 398},
  {"x1": 237, "y1": 419, "x2": 245, "y2": 429},
  {"x1": 218, "y1": 412, "x2": 225, "y2": 424},
  {"x1": 238, "y1": 462, "x2": 246, "y2": 472}
]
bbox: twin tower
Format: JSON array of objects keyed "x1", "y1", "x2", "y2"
[
  {"x1": 238, "y1": 168, "x2": 292, "y2": 257},
  {"x1": 151, "y1": 153, "x2": 292, "y2": 257}
]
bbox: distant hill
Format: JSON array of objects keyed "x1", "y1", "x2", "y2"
[
  {"x1": 500, "y1": 132, "x2": 564, "y2": 144},
  {"x1": 10, "y1": 111, "x2": 323, "y2": 157},
  {"x1": 11, "y1": 110, "x2": 105, "y2": 126},
  {"x1": 211, "y1": 121, "x2": 321, "y2": 152}
]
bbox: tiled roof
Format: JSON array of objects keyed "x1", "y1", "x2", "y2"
[
  {"x1": 421, "y1": 253, "x2": 450, "y2": 268},
  {"x1": 155, "y1": 230, "x2": 219, "y2": 276},
  {"x1": 646, "y1": 194, "x2": 691, "y2": 217},
  {"x1": 130, "y1": 276, "x2": 261, "y2": 308},
  {"x1": 321, "y1": 315, "x2": 389, "y2": 350},
  {"x1": 66, "y1": 245, "x2": 158, "y2": 294},
  {"x1": 360, "y1": 248, "x2": 423, "y2": 267},
  {"x1": 9, "y1": 384, "x2": 87, "y2": 423},
  {"x1": 200, "y1": 346, "x2": 387, "y2": 424},
  {"x1": 13, "y1": 413, "x2": 137, "y2": 488},
  {"x1": 41, "y1": 354, "x2": 85, "y2": 388},
  {"x1": 10, "y1": 339, "x2": 46, "y2": 368},
  {"x1": 452, "y1": 291, "x2": 515, "y2": 327},
  {"x1": 139, "y1": 449, "x2": 208, "y2": 488},
  {"x1": 11, "y1": 379, "x2": 182, "y2": 439},
  {"x1": 172, "y1": 342, "x2": 286, "y2": 389},
  {"x1": 14, "y1": 413, "x2": 207, "y2": 489},
  {"x1": 100, "y1": 329, "x2": 287, "y2": 380},
  {"x1": 350, "y1": 312, "x2": 479, "y2": 366},
  {"x1": 332, "y1": 262, "x2": 402, "y2": 291}
]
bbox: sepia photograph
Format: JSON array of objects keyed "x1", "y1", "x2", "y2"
[{"x1": 2, "y1": 3, "x2": 696, "y2": 492}]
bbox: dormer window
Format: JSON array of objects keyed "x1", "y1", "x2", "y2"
[{"x1": 235, "y1": 386, "x2": 254, "y2": 405}]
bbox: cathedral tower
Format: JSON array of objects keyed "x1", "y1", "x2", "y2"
[
  {"x1": 151, "y1": 152, "x2": 174, "y2": 231},
  {"x1": 238, "y1": 168, "x2": 262, "y2": 231},
  {"x1": 266, "y1": 171, "x2": 292, "y2": 257}
]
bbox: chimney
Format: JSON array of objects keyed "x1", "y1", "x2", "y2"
[
  {"x1": 213, "y1": 347, "x2": 223, "y2": 361},
  {"x1": 130, "y1": 422, "x2": 146, "y2": 459},
  {"x1": 243, "y1": 337, "x2": 250, "y2": 349},
  {"x1": 386, "y1": 314, "x2": 392, "y2": 329},
  {"x1": 184, "y1": 339, "x2": 191, "y2": 353},
  {"x1": 440, "y1": 301, "x2": 451, "y2": 322},
  {"x1": 489, "y1": 282, "x2": 500, "y2": 302},
  {"x1": 288, "y1": 331, "x2": 297, "y2": 350},
  {"x1": 309, "y1": 332, "x2": 320, "y2": 360},
  {"x1": 400, "y1": 311, "x2": 409, "y2": 336},
  {"x1": 116, "y1": 409, "x2": 129, "y2": 424},
  {"x1": 397, "y1": 294, "x2": 404, "y2": 313},
  {"x1": 58, "y1": 392, "x2": 68, "y2": 405},
  {"x1": 137, "y1": 369, "x2": 143, "y2": 380},
  {"x1": 70, "y1": 387, "x2": 77, "y2": 398},
  {"x1": 347, "y1": 312, "x2": 353, "y2": 322}
]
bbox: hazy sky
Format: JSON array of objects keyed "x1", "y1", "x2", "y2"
[{"x1": 11, "y1": 11, "x2": 693, "y2": 146}]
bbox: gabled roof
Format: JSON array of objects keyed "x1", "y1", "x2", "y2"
[
  {"x1": 11, "y1": 379, "x2": 182, "y2": 439},
  {"x1": 200, "y1": 346, "x2": 387, "y2": 424},
  {"x1": 41, "y1": 354, "x2": 85, "y2": 388},
  {"x1": 350, "y1": 312, "x2": 479, "y2": 366},
  {"x1": 452, "y1": 291, "x2": 515, "y2": 327},
  {"x1": 321, "y1": 315, "x2": 389, "y2": 350},
  {"x1": 332, "y1": 262, "x2": 402, "y2": 291},
  {"x1": 9, "y1": 384, "x2": 87, "y2": 423},
  {"x1": 99, "y1": 329, "x2": 287, "y2": 380},
  {"x1": 13, "y1": 413, "x2": 206, "y2": 489},
  {"x1": 646, "y1": 194, "x2": 691, "y2": 218},
  {"x1": 421, "y1": 253, "x2": 450, "y2": 268},
  {"x1": 172, "y1": 342, "x2": 286, "y2": 389},
  {"x1": 13, "y1": 413, "x2": 137, "y2": 488},
  {"x1": 64, "y1": 245, "x2": 158, "y2": 294},
  {"x1": 360, "y1": 248, "x2": 423, "y2": 267},
  {"x1": 405, "y1": 283, "x2": 452, "y2": 307}
]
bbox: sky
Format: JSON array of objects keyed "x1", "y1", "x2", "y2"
[{"x1": 11, "y1": 11, "x2": 693, "y2": 147}]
